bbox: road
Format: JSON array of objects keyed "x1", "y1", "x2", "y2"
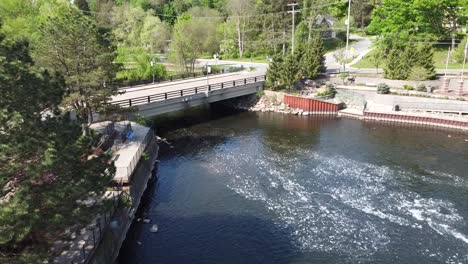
[{"x1": 325, "y1": 34, "x2": 373, "y2": 72}]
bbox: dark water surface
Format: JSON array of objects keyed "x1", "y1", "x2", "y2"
[{"x1": 118, "y1": 108, "x2": 468, "y2": 264}]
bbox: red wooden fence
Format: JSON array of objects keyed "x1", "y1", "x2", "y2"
[{"x1": 284, "y1": 95, "x2": 343, "y2": 113}]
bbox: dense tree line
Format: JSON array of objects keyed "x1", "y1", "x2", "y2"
[{"x1": 0, "y1": 18, "x2": 114, "y2": 262}]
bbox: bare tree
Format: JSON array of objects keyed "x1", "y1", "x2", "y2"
[{"x1": 228, "y1": 0, "x2": 254, "y2": 58}]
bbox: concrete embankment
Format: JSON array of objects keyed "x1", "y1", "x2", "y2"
[
  {"x1": 88, "y1": 133, "x2": 159, "y2": 264},
  {"x1": 338, "y1": 109, "x2": 468, "y2": 131},
  {"x1": 53, "y1": 122, "x2": 159, "y2": 264},
  {"x1": 88, "y1": 125, "x2": 159, "y2": 264},
  {"x1": 229, "y1": 90, "x2": 468, "y2": 132}
]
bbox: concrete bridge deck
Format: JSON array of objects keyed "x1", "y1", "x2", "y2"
[
  {"x1": 112, "y1": 71, "x2": 264, "y2": 103},
  {"x1": 111, "y1": 71, "x2": 266, "y2": 117}
]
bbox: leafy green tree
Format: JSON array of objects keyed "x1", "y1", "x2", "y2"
[
  {"x1": 300, "y1": 32, "x2": 326, "y2": 79},
  {"x1": 115, "y1": 46, "x2": 167, "y2": 81},
  {"x1": 140, "y1": 14, "x2": 170, "y2": 53},
  {"x1": 333, "y1": 45, "x2": 346, "y2": 72},
  {"x1": 34, "y1": 5, "x2": 118, "y2": 136},
  {"x1": 91, "y1": 0, "x2": 116, "y2": 28},
  {"x1": 75, "y1": 0, "x2": 90, "y2": 13},
  {"x1": 281, "y1": 53, "x2": 301, "y2": 91},
  {"x1": 370, "y1": 45, "x2": 385, "y2": 74},
  {"x1": 227, "y1": 0, "x2": 254, "y2": 58},
  {"x1": 351, "y1": 0, "x2": 375, "y2": 29},
  {"x1": 111, "y1": 3, "x2": 148, "y2": 47},
  {"x1": 170, "y1": 8, "x2": 222, "y2": 72},
  {"x1": 368, "y1": 0, "x2": 467, "y2": 48}
]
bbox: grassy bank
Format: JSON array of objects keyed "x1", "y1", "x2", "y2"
[{"x1": 352, "y1": 46, "x2": 465, "y2": 70}]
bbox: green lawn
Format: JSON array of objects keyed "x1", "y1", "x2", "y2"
[
  {"x1": 351, "y1": 49, "x2": 379, "y2": 69},
  {"x1": 199, "y1": 38, "x2": 355, "y2": 64},
  {"x1": 324, "y1": 38, "x2": 357, "y2": 53},
  {"x1": 352, "y1": 45, "x2": 465, "y2": 70}
]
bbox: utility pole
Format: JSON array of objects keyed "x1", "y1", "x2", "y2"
[
  {"x1": 344, "y1": 0, "x2": 351, "y2": 72},
  {"x1": 287, "y1": 3, "x2": 300, "y2": 55}
]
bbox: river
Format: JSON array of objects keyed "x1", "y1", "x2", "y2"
[{"x1": 118, "y1": 107, "x2": 468, "y2": 264}]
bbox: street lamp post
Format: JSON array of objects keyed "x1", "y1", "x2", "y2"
[
  {"x1": 213, "y1": 53, "x2": 218, "y2": 66},
  {"x1": 150, "y1": 58, "x2": 155, "y2": 84},
  {"x1": 206, "y1": 63, "x2": 211, "y2": 86}
]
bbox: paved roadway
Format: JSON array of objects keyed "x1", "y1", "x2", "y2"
[
  {"x1": 325, "y1": 34, "x2": 373, "y2": 72},
  {"x1": 111, "y1": 69, "x2": 266, "y2": 103}
]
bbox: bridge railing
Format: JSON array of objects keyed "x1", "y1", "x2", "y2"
[
  {"x1": 111, "y1": 75, "x2": 266, "y2": 108},
  {"x1": 110, "y1": 67, "x2": 245, "y2": 89}
]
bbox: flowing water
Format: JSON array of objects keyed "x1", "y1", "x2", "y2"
[{"x1": 118, "y1": 107, "x2": 468, "y2": 264}]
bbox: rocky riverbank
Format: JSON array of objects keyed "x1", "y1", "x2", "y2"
[{"x1": 228, "y1": 91, "x2": 317, "y2": 116}]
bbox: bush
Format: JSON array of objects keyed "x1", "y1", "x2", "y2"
[
  {"x1": 417, "y1": 83, "x2": 426, "y2": 92},
  {"x1": 256, "y1": 90, "x2": 265, "y2": 98},
  {"x1": 325, "y1": 82, "x2": 335, "y2": 90},
  {"x1": 316, "y1": 83, "x2": 336, "y2": 98},
  {"x1": 408, "y1": 66, "x2": 432, "y2": 81},
  {"x1": 403, "y1": 84, "x2": 414, "y2": 90},
  {"x1": 377, "y1": 83, "x2": 390, "y2": 94},
  {"x1": 315, "y1": 89, "x2": 335, "y2": 98}
]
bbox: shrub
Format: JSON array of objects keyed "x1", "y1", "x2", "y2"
[
  {"x1": 408, "y1": 66, "x2": 432, "y2": 81},
  {"x1": 403, "y1": 84, "x2": 414, "y2": 90},
  {"x1": 256, "y1": 90, "x2": 265, "y2": 98},
  {"x1": 377, "y1": 83, "x2": 390, "y2": 94},
  {"x1": 325, "y1": 82, "x2": 335, "y2": 90},
  {"x1": 316, "y1": 89, "x2": 335, "y2": 97},
  {"x1": 417, "y1": 84, "x2": 426, "y2": 92}
]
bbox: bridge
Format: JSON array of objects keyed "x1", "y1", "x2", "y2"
[{"x1": 110, "y1": 71, "x2": 266, "y2": 117}]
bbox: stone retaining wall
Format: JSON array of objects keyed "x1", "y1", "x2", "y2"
[{"x1": 88, "y1": 136, "x2": 159, "y2": 264}]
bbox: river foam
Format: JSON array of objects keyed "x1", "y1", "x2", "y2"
[{"x1": 206, "y1": 137, "x2": 468, "y2": 262}]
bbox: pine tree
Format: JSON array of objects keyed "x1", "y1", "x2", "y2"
[
  {"x1": 384, "y1": 45, "x2": 405, "y2": 80},
  {"x1": 266, "y1": 54, "x2": 284, "y2": 89},
  {"x1": 401, "y1": 38, "x2": 418, "y2": 79},
  {"x1": 415, "y1": 40, "x2": 436, "y2": 80},
  {"x1": 300, "y1": 32, "x2": 326, "y2": 79},
  {"x1": 281, "y1": 53, "x2": 301, "y2": 91}
]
